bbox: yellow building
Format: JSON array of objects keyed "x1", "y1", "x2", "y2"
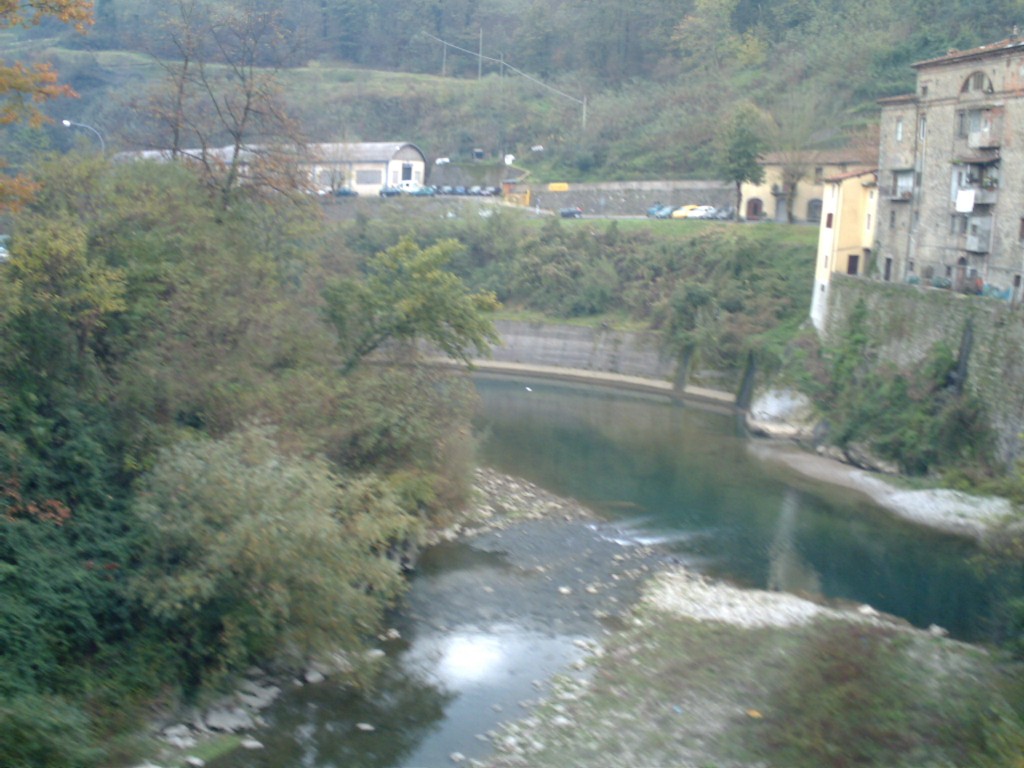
[
  {"x1": 741, "y1": 150, "x2": 874, "y2": 223},
  {"x1": 810, "y1": 169, "x2": 879, "y2": 332}
]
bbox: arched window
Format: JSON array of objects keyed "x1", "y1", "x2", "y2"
[
  {"x1": 806, "y1": 199, "x2": 823, "y2": 223},
  {"x1": 745, "y1": 198, "x2": 763, "y2": 220},
  {"x1": 961, "y1": 71, "x2": 994, "y2": 94}
]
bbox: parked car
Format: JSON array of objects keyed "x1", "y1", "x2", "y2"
[
  {"x1": 670, "y1": 204, "x2": 702, "y2": 219},
  {"x1": 648, "y1": 204, "x2": 675, "y2": 219},
  {"x1": 409, "y1": 185, "x2": 436, "y2": 196},
  {"x1": 685, "y1": 205, "x2": 718, "y2": 219},
  {"x1": 379, "y1": 186, "x2": 402, "y2": 197},
  {"x1": 712, "y1": 206, "x2": 736, "y2": 220},
  {"x1": 334, "y1": 187, "x2": 359, "y2": 197},
  {"x1": 560, "y1": 206, "x2": 584, "y2": 219},
  {"x1": 396, "y1": 180, "x2": 423, "y2": 194}
]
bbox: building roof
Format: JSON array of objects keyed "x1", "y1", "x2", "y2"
[
  {"x1": 877, "y1": 93, "x2": 917, "y2": 106},
  {"x1": 311, "y1": 142, "x2": 425, "y2": 163},
  {"x1": 913, "y1": 36, "x2": 1024, "y2": 69},
  {"x1": 824, "y1": 168, "x2": 878, "y2": 184},
  {"x1": 116, "y1": 142, "x2": 425, "y2": 165},
  {"x1": 759, "y1": 150, "x2": 875, "y2": 167}
]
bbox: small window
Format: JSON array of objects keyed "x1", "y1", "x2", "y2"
[
  {"x1": 919, "y1": 116, "x2": 927, "y2": 140},
  {"x1": 1015, "y1": 275, "x2": 1021, "y2": 288},
  {"x1": 825, "y1": 212, "x2": 834, "y2": 229},
  {"x1": 889, "y1": 210, "x2": 896, "y2": 228},
  {"x1": 895, "y1": 118, "x2": 904, "y2": 142},
  {"x1": 921, "y1": 85, "x2": 929, "y2": 97},
  {"x1": 865, "y1": 213, "x2": 872, "y2": 231},
  {"x1": 956, "y1": 110, "x2": 967, "y2": 138},
  {"x1": 908, "y1": 260, "x2": 916, "y2": 273},
  {"x1": 814, "y1": 166, "x2": 824, "y2": 183}
]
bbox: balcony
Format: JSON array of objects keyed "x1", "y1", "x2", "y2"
[
  {"x1": 973, "y1": 186, "x2": 998, "y2": 205},
  {"x1": 968, "y1": 130, "x2": 1000, "y2": 149},
  {"x1": 888, "y1": 189, "x2": 914, "y2": 202}
]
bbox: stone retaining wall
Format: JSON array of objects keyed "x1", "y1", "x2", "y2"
[
  {"x1": 826, "y1": 275, "x2": 1024, "y2": 464},
  {"x1": 491, "y1": 320, "x2": 677, "y2": 380}
]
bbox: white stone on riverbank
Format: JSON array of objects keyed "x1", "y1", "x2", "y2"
[{"x1": 644, "y1": 568, "x2": 828, "y2": 627}]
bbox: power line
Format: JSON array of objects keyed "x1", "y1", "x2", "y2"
[{"x1": 421, "y1": 31, "x2": 587, "y2": 129}]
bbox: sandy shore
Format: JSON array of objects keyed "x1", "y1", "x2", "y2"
[{"x1": 746, "y1": 440, "x2": 1015, "y2": 539}]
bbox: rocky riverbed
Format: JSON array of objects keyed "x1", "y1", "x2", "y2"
[
  {"x1": 142, "y1": 461, "x2": 1018, "y2": 768},
  {"x1": 464, "y1": 468, "x2": 1018, "y2": 768}
]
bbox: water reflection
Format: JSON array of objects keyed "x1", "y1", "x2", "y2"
[
  {"x1": 767, "y1": 489, "x2": 822, "y2": 597},
  {"x1": 473, "y1": 376, "x2": 998, "y2": 641}
]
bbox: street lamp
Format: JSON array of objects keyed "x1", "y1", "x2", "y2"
[{"x1": 61, "y1": 119, "x2": 106, "y2": 153}]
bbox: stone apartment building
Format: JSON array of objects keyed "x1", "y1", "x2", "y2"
[{"x1": 877, "y1": 37, "x2": 1024, "y2": 300}]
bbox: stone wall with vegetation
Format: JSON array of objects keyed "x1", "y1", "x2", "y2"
[{"x1": 825, "y1": 275, "x2": 1024, "y2": 463}]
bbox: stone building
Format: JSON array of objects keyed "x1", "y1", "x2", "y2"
[{"x1": 876, "y1": 38, "x2": 1024, "y2": 301}]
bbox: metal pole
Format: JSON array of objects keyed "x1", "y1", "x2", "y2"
[{"x1": 62, "y1": 119, "x2": 106, "y2": 153}]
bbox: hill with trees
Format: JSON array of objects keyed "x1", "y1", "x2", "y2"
[{"x1": 5, "y1": 0, "x2": 1024, "y2": 181}]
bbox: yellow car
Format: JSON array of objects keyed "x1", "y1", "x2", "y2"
[{"x1": 670, "y1": 204, "x2": 701, "y2": 219}]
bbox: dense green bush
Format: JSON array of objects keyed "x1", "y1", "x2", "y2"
[{"x1": 0, "y1": 695, "x2": 101, "y2": 768}]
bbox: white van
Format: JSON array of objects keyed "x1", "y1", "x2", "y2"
[{"x1": 396, "y1": 180, "x2": 422, "y2": 194}]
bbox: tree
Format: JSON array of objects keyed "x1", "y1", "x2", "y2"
[
  {"x1": 323, "y1": 237, "x2": 499, "y2": 375},
  {"x1": 714, "y1": 103, "x2": 770, "y2": 220},
  {"x1": 0, "y1": 1, "x2": 92, "y2": 210},
  {"x1": 8, "y1": 212, "x2": 127, "y2": 358},
  {"x1": 137, "y1": 0, "x2": 307, "y2": 208},
  {"x1": 131, "y1": 427, "x2": 419, "y2": 685},
  {"x1": 673, "y1": 0, "x2": 742, "y2": 76},
  {"x1": 767, "y1": 90, "x2": 829, "y2": 223}
]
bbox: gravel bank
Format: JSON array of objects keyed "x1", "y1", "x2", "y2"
[{"x1": 747, "y1": 441, "x2": 1014, "y2": 539}]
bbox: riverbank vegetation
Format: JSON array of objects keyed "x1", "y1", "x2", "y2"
[
  {"x1": 335, "y1": 204, "x2": 1018, "y2": 483},
  {"x1": 0, "y1": 157, "x2": 497, "y2": 766}
]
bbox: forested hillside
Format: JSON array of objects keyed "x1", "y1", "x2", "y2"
[{"x1": 6, "y1": 0, "x2": 1024, "y2": 180}]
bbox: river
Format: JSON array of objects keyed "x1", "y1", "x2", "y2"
[{"x1": 209, "y1": 376, "x2": 1000, "y2": 768}]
